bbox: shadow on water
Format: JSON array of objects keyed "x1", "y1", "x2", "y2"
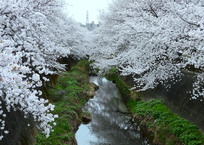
[{"x1": 76, "y1": 77, "x2": 150, "y2": 145}]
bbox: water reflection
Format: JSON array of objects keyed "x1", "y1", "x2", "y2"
[{"x1": 76, "y1": 77, "x2": 149, "y2": 145}]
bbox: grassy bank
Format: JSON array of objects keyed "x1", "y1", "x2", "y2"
[
  {"x1": 106, "y1": 68, "x2": 204, "y2": 145},
  {"x1": 128, "y1": 99, "x2": 204, "y2": 145},
  {"x1": 36, "y1": 60, "x2": 97, "y2": 145}
]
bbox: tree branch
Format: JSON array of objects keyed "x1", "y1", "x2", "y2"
[
  {"x1": 175, "y1": 12, "x2": 200, "y2": 27},
  {"x1": 148, "y1": 3, "x2": 158, "y2": 18}
]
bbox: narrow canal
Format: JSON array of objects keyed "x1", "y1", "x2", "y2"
[{"x1": 76, "y1": 76, "x2": 150, "y2": 145}]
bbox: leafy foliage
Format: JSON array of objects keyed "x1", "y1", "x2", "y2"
[
  {"x1": 128, "y1": 99, "x2": 204, "y2": 145},
  {"x1": 36, "y1": 60, "x2": 92, "y2": 145}
]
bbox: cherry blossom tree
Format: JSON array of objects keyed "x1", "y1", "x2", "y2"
[
  {"x1": 0, "y1": 0, "x2": 87, "y2": 140},
  {"x1": 89, "y1": 0, "x2": 204, "y2": 100}
]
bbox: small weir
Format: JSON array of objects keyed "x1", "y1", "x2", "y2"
[{"x1": 76, "y1": 77, "x2": 150, "y2": 145}]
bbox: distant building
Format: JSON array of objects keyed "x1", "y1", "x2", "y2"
[
  {"x1": 85, "y1": 10, "x2": 100, "y2": 31},
  {"x1": 86, "y1": 21, "x2": 101, "y2": 31}
]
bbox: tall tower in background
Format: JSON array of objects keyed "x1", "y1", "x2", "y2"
[
  {"x1": 85, "y1": 10, "x2": 99, "y2": 31},
  {"x1": 86, "y1": 10, "x2": 89, "y2": 25}
]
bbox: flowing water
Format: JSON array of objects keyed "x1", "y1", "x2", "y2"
[{"x1": 76, "y1": 77, "x2": 150, "y2": 145}]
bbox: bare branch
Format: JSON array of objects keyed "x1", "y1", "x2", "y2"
[
  {"x1": 175, "y1": 12, "x2": 200, "y2": 27},
  {"x1": 148, "y1": 3, "x2": 158, "y2": 18}
]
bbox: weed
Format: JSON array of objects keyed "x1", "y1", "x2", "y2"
[
  {"x1": 36, "y1": 60, "x2": 93, "y2": 145},
  {"x1": 128, "y1": 99, "x2": 204, "y2": 145}
]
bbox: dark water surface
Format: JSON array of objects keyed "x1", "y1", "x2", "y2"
[{"x1": 76, "y1": 77, "x2": 150, "y2": 145}]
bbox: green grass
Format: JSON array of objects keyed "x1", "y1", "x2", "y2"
[
  {"x1": 128, "y1": 99, "x2": 204, "y2": 145},
  {"x1": 36, "y1": 60, "x2": 93, "y2": 145},
  {"x1": 105, "y1": 67, "x2": 204, "y2": 145},
  {"x1": 105, "y1": 67, "x2": 132, "y2": 103}
]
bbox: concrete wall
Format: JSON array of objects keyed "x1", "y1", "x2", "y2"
[
  {"x1": 0, "y1": 102, "x2": 37, "y2": 145},
  {"x1": 121, "y1": 71, "x2": 204, "y2": 132}
]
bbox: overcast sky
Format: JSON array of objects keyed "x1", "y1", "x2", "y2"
[{"x1": 65, "y1": 0, "x2": 110, "y2": 24}]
